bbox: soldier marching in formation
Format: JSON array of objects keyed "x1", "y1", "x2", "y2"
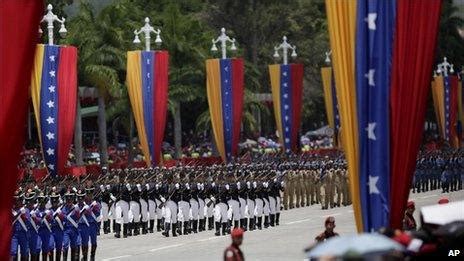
[{"x1": 11, "y1": 152, "x2": 354, "y2": 260}]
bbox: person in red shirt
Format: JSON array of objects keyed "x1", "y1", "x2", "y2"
[
  {"x1": 402, "y1": 201, "x2": 417, "y2": 231},
  {"x1": 224, "y1": 228, "x2": 245, "y2": 261}
]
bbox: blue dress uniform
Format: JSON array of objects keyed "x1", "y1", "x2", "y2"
[
  {"x1": 11, "y1": 192, "x2": 29, "y2": 260},
  {"x1": 77, "y1": 190, "x2": 91, "y2": 260},
  {"x1": 37, "y1": 202, "x2": 53, "y2": 260},
  {"x1": 50, "y1": 193, "x2": 64, "y2": 261},
  {"x1": 62, "y1": 192, "x2": 81, "y2": 260},
  {"x1": 25, "y1": 193, "x2": 41, "y2": 260},
  {"x1": 85, "y1": 187, "x2": 100, "y2": 261}
]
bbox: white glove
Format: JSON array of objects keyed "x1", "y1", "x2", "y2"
[
  {"x1": 136, "y1": 184, "x2": 142, "y2": 192},
  {"x1": 264, "y1": 182, "x2": 268, "y2": 188},
  {"x1": 110, "y1": 195, "x2": 116, "y2": 201},
  {"x1": 197, "y1": 183, "x2": 201, "y2": 190},
  {"x1": 210, "y1": 196, "x2": 216, "y2": 202},
  {"x1": 212, "y1": 182, "x2": 216, "y2": 187},
  {"x1": 72, "y1": 187, "x2": 77, "y2": 193},
  {"x1": 161, "y1": 197, "x2": 166, "y2": 203},
  {"x1": 253, "y1": 182, "x2": 257, "y2": 188},
  {"x1": 146, "y1": 184, "x2": 150, "y2": 190},
  {"x1": 34, "y1": 185, "x2": 39, "y2": 190},
  {"x1": 175, "y1": 183, "x2": 179, "y2": 189},
  {"x1": 20, "y1": 207, "x2": 26, "y2": 214},
  {"x1": 126, "y1": 184, "x2": 131, "y2": 191},
  {"x1": 100, "y1": 185, "x2": 105, "y2": 192},
  {"x1": 281, "y1": 181, "x2": 285, "y2": 187},
  {"x1": 225, "y1": 184, "x2": 230, "y2": 190},
  {"x1": 83, "y1": 205, "x2": 90, "y2": 211},
  {"x1": 237, "y1": 182, "x2": 241, "y2": 190},
  {"x1": 186, "y1": 183, "x2": 190, "y2": 190},
  {"x1": 45, "y1": 210, "x2": 52, "y2": 216},
  {"x1": 201, "y1": 183, "x2": 205, "y2": 190},
  {"x1": 106, "y1": 185, "x2": 111, "y2": 190},
  {"x1": 74, "y1": 205, "x2": 80, "y2": 212},
  {"x1": 155, "y1": 184, "x2": 160, "y2": 189},
  {"x1": 274, "y1": 178, "x2": 277, "y2": 182},
  {"x1": 55, "y1": 209, "x2": 62, "y2": 215},
  {"x1": 246, "y1": 181, "x2": 251, "y2": 189}
]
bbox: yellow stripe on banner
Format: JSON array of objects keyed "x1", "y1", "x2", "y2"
[
  {"x1": 325, "y1": 0, "x2": 362, "y2": 232},
  {"x1": 321, "y1": 67, "x2": 335, "y2": 130},
  {"x1": 269, "y1": 65, "x2": 283, "y2": 147},
  {"x1": 435, "y1": 76, "x2": 446, "y2": 138},
  {"x1": 31, "y1": 44, "x2": 45, "y2": 146},
  {"x1": 126, "y1": 51, "x2": 151, "y2": 167},
  {"x1": 206, "y1": 59, "x2": 226, "y2": 161},
  {"x1": 458, "y1": 81, "x2": 463, "y2": 147}
]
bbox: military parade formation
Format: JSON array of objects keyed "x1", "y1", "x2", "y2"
[{"x1": 11, "y1": 149, "x2": 464, "y2": 260}]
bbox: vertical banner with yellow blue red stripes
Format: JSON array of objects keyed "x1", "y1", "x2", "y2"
[
  {"x1": 269, "y1": 64, "x2": 304, "y2": 153},
  {"x1": 30, "y1": 44, "x2": 78, "y2": 177},
  {"x1": 206, "y1": 58, "x2": 244, "y2": 162},
  {"x1": 321, "y1": 67, "x2": 341, "y2": 147},
  {"x1": 126, "y1": 50, "x2": 169, "y2": 167}
]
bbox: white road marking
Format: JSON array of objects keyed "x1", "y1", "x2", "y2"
[
  {"x1": 149, "y1": 243, "x2": 184, "y2": 252},
  {"x1": 321, "y1": 213, "x2": 341, "y2": 218},
  {"x1": 285, "y1": 218, "x2": 314, "y2": 225},
  {"x1": 102, "y1": 255, "x2": 132, "y2": 261},
  {"x1": 197, "y1": 236, "x2": 221, "y2": 242}
]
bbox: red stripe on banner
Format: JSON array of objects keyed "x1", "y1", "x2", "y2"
[
  {"x1": 389, "y1": 0, "x2": 442, "y2": 229},
  {"x1": 290, "y1": 64, "x2": 304, "y2": 152},
  {"x1": 231, "y1": 58, "x2": 244, "y2": 157},
  {"x1": 153, "y1": 51, "x2": 169, "y2": 165},
  {"x1": 0, "y1": 1, "x2": 42, "y2": 259},
  {"x1": 57, "y1": 46, "x2": 78, "y2": 174},
  {"x1": 450, "y1": 76, "x2": 459, "y2": 148}
]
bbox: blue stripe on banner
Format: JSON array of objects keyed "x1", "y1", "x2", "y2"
[
  {"x1": 142, "y1": 51, "x2": 155, "y2": 163},
  {"x1": 220, "y1": 59, "x2": 233, "y2": 162},
  {"x1": 331, "y1": 71, "x2": 340, "y2": 131},
  {"x1": 40, "y1": 45, "x2": 60, "y2": 177},
  {"x1": 355, "y1": 0, "x2": 395, "y2": 231},
  {"x1": 280, "y1": 64, "x2": 292, "y2": 154},
  {"x1": 444, "y1": 76, "x2": 451, "y2": 141}
]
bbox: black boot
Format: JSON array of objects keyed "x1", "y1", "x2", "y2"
[
  {"x1": 234, "y1": 220, "x2": 239, "y2": 229},
  {"x1": 215, "y1": 222, "x2": 221, "y2": 236},
  {"x1": 249, "y1": 218, "x2": 255, "y2": 231},
  {"x1": 133, "y1": 222, "x2": 140, "y2": 236},
  {"x1": 257, "y1": 217, "x2": 262, "y2": 230},
  {"x1": 183, "y1": 221, "x2": 189, "y2": 235},
  {"x1": 192, "y1": 220, "x2": 198, "y2": 233},
  {"x1": 112, "y1": 220, "x2": 116, "y2": 232},
  {"x1": 55, "y1": 250, "x2": 62, "y2": 261},
  {"x1": 177, "y1": 221, "x2": 182, "y2": 235},
  {"x1": 76, "y1": 246, "x2": 80, "y2": 261},
  {"x1": 172, "y1": 223, "x2": 178, "y2": 237},
  {"x1": 162, "y1": 222, "x2": 170, "y2": 237},
  {"x1": 221, "y1": 222, "x2": 227, "y2": 236},
  {"x1": 276, "y1": 213, "x2": 280, "y2": 226},
  {"x1": 104, "y1": 220, "x2": 111, "y2": 234},
  {"x1": 123, "y1": 224, "x2": 128, "y2": 238},
  {"x1": 156, "y1": 219, "x2": 162, "y2": 232},
  {"x1": 90, "y1": 245, "x2": 97, "y2": 261},
  {"x1": 160, "y1": 218, "x2": 165, "y2": 230},
  {"x1": 270, "y1": 214, "x2": 275, "y2": 227},
  {"x1": 127, "y1": 222, "x2": 133, "y2": 236},
  {"x1": 208, "y1": 217, "x2": 214, "y2": 230},
  {"x1": 114, "y1": 222, "x2": 120, "y2": 237},
  {"x1": 264, "y1": 216, "x2": 269, "y2": 228},
  {"x1": 70, "y1": 248, "x2": 76, "y2": 261},
  {"x1": 243, "y1": 218, "x2": 248, "y2": 231},
  {"x1": 148, "y1": 220, "x2": 154, "y2": 233},
  {"x1": 142, "y1": 221, "x2": 148, "y2": 234},
  {"x1": 41, "y1": 252, "x2": 48, "y2": 261},
  {"x1": 240, "y1": 219, "x2": 245, "y2": 230},
  {"x1": 62, "y1": 250, "x2": 68, "y2": 261},
  {"x1": 198, "y1": 219, "x2": 204, "y2": 232},
  {"x1": 81, "y1": 246, "x2": 88, "y2": 261}
]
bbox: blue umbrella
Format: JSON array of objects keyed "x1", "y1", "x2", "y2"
[{"x1": 306, "y1": 233, "x2": 405, "y2": 258}]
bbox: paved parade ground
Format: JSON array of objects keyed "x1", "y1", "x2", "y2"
[{"x1": 97, "y1": 190, "x2": 464, "y2": 261}]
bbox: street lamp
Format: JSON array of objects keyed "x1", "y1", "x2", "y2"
[
  {"x1": 325, "y1": 50, "x2": 332, "y2": 65},
  {"x1": 211, "y1": 28, "x2": 237, "y2": 59},
  {"x1": 273, "y1": 36, "x2": 297, "y2": 65},
  {"x1": 133, "y1": 17, "x2": 162, "y2": 51},
  {"x1": 39, "y1": 4, "x2": 67, "y2": 45},
  {"x1": 436, "y1": 57, "x2": 455, "y2": 77}
]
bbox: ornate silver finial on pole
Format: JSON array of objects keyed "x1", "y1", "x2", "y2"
[
  {"x1": 39, "y1": 4, "x2": 67, "y2": 45},
  {"x1": 211, "y1": 28, "x2": 237, "y2": 59},
  {"x1": 133, "y1": 17, "x2": 162, "y2": 51},
  {"x1": 273, "y1": 36, "x2": 297, "y2": 65},
  {"x1": 436, "y1": 57, "x2": 455, "y2": 77},
  {"x1": 324, "y1": 50, "x2": 332, "y2": 65}
]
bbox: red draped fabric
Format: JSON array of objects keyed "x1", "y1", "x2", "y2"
[
  {"x1": 153, "y1": 51, "x2": 169, "y2": 165},
  {"x1": 57, "y1": 47, "x2": 78, "y2": 174},
  {"x1": 389, "y1": 0, "x2": 442, "y2": 229},
  {"x1": 0, "y1": 1, "x2": 42, "y2": 259},
  {"x1": 231, "y1": 59, "x2": 244, "y2": 157},
  {"x1": 291, "y1": 64, "x2": 304, "y2": 152}
]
